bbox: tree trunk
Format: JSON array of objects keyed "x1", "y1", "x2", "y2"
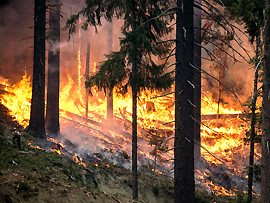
[
  {"x1": 28, "y1": 0, "x2": 46, "y2": 138},
  {"x1": 261, "y1": 1, "x2": 270, "y2": 202},
  {"x1": 131, "y1": 0, "x2": 138, "y2": 200},
  {"x1": 174, "y1": 0, "x2": 195, "y2": 202},
  {"x1": 247, "y1": 40, "x2": 260, "y2": 203},
  {"x1": 46, "y1": 0, "x2": 60, "y2": 136},
  {"x1": 193, "y1": 0, "x2": 201, "y2": 161},
  {"x1": 85, "y1": 39, "x2": 90, "y2": 121},
  {"x1": 107, "y1": 21, "x2": 113, "y2": 122}
]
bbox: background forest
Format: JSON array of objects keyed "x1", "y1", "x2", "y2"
[{"x1": 0, "y1": 0, "x2": 269, "y2": 202}]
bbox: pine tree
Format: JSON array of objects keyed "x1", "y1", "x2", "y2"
[
  {"x1": 174, "y1": 0, "x2": 195, "y2": 202},
  {"x1": 262, "y1": 0, "x2": 270, "y2": 201},
  {"x1": 222, "y1": 1, "x2": 264, "y2": 201},
  {"x1": 27, "y1": 0, "x2": 46, "y2": 138},
  {"x1": 46, "y1": 0, "x2": 60, "y2": 137},
  {"x1": 66, "y1": 0, "x2": 174, "y2": 199}
]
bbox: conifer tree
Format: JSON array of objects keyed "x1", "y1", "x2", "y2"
[
  {"x1": 174, "y1": 0, "x2": 195, "y2": 202},
  {"x1": 66, "y1": 0, "x2": 174, "y2": 199},
  {"x1": 46, "y1": 0, "x2": 60, "y2": 137},
  {"x1": 28, "y1": 0, "x2": 46, "y2": 138}
]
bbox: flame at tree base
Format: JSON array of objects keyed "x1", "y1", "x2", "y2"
[{"x1": 0, "y1": 72, "x2": 261, "y2": 196}]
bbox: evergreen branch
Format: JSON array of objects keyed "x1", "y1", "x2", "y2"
[
  {"x1": 189, "y1": 63, "x2": 246, "y2": 113},
  {"x1": 162, "y1": 70, "x2": 175, "y2": 76},
  {"x1": 164, "y1": 47, "x2": 176, "y2": 64},
  {"x1": 157, "y1": 39, "x2": 176, "y2": 44},
  {"x1": 135, "y1": 7, "x2": 177, "y2": 31},
  {"x1": 160, "y1": 53, "x2": 175, "y2": 61},
  {"x1": 150, "y1": 91, "x2": 175, "y2": 99}
]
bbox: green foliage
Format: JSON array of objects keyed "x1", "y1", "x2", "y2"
[
  {"x1": 67, "y1": 0, "x2": 175, "y2": 96},
  {"x1": 152, "y1": 183, "x2": 160, "y2": 196},
  {"x1": 85, "y1": 51, "x2": 127, "y2": 96},
  {"x1": 147, "y1": 128, "x2": 168, "y2": 164},
  {"x1": 195, "y1": 188, "x2": 211, "y2": 203},
  {"x1": 228, "y1": 191, "x2": 247, "y2": 203},
  {"x1": 222, "y1": 0, "x2": 264, "y2": 43}
]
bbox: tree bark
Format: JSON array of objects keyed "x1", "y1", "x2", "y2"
[
  {"x1": 107, "y1": 21, "x2": 114, "y2": 122},
  {"x1": 85, "y1": 39, "x2": 90, "y2": 121},
  {"x1": 28, "y1": 0, "x2": 46, "y2": 138},
  {"x1": 247, "y1": 40, "x2": 260, "y2": 203},
  {"x1": 46, "y1": 0, "x2": 60, "y2": 136},
  {"x1": 193, "y1": 0, "x2": 201, "y2": 161},
  {"x1": 131, "y1": 0, "x2": 138, "y2": 200},
  {"x1": 174, "y1": 0, "x2": 195, "y2": 202},
  {"x1": 262, "y1": 1, "x2": 270, "y2": 202}
]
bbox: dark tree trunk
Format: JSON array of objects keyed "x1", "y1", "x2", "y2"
[
  {"x1": 131, "y1": 0, "x2": 138, "y2": 199},
  {"x1": 193, "y1": 0, "x2": 201, "y2": 161},
  {"x1": 46, "y1": 0, "x2": 60, "y2": 136},
  {"x1": 28, "y1": 0, "x2": 46, "y2": 138},
  {"x1": 107, "y1": 22, "x2": 113, "y2": 121},
  {"x1": 85, "y1": 40, "x2": 90, "y2": 121},
  {"x1": 174, "y1": 0, "x2": 195, "y2": 202},
  {"x1": 262, "y1": 1, "x2": 270, "y2": 201},
  {"x1": 247, "y1": 40, "x2": 260, "y2": 203}
]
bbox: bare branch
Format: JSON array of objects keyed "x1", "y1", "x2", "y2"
[
  {"x1": 162, "y1": 120, "x2": 175, "y2": 125},
  {"x1": 164, "y1": 47, "x2": 176, "y2": 64},
  {"x1": 195, "y1": 26, "x2": 251, "y2": 62},
  {"x1": 135, "y1": 7, "x2": 177, "y2": 31},
  {"x1": 193, "y1": 139, "x2": 228, "y2": 165},
  {"x1": 150, "y1": 91, "x2": 175, "y2": 99},
  {"x1": 194, "y1": 33, "x2": 240, "y2": 63},
  {"x1": 163, "y1": 62, "x2": 178, "y2": 72},
  {"x1": 160, "y1": 136, "x2": 175, "y2": 148},
  {"x1": 196, "y1": 42, "x2": 233, "y2": 83},
  {"x1": 189, "y1": 63, "x2": 246, "y2": 113},
  {"x1": 160, "y1": 53, "x2": 176, "y2": 61}
]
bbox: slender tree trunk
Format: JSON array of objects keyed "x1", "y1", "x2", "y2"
[
  {"x1": 46, "y1": 0, "x2": 60, "y2": 136},
  {"x1": 107, "y1": 21, "x2": 113, "y2": 121},
  {"x1": 261, "y1": 1, "x2": 270, "y2": 202},
  {"x1": 193, "y1": 0, "x2": 201, "y2": 161},
  {"x1": 247, "y1": 40, "x2": 260, "y2": 203},
  {"x1": 28, "y1": 0, "x2": 46, "y2": 138},
  {"x1": 85, "y1": 39, "x2": 90, "y2": 121},
  {"x1": 174, "y1": 0, "x2": 195, "y2": 202},
  {"x1": 131, "y1": 0, "x2": 138, "y2": 199}
]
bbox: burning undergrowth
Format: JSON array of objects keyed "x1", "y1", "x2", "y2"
[{"x1": 0, "y1": 69, "x2": 262, "y2": 198}]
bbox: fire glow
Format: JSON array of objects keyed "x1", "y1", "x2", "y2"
[{"x1": 0, "y1": 68, "x2": 260, "y2": 196}]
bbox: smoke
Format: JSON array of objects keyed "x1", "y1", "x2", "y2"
[{"x1": 201, "y1": 23, "x2": 256, "y2": 111}]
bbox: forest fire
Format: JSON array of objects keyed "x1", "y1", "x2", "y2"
[{"x1": 0, "y1": 69, "x2": 260, "y2": 196}]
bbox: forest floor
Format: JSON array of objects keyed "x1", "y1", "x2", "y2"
[{"x1": 0, "y1": 103, "x2": 261, "y2": 203}]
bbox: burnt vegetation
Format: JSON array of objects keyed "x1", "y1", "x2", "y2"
[{"x1": 1, "y1": 0, "x2": 270, "y2": 202}]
